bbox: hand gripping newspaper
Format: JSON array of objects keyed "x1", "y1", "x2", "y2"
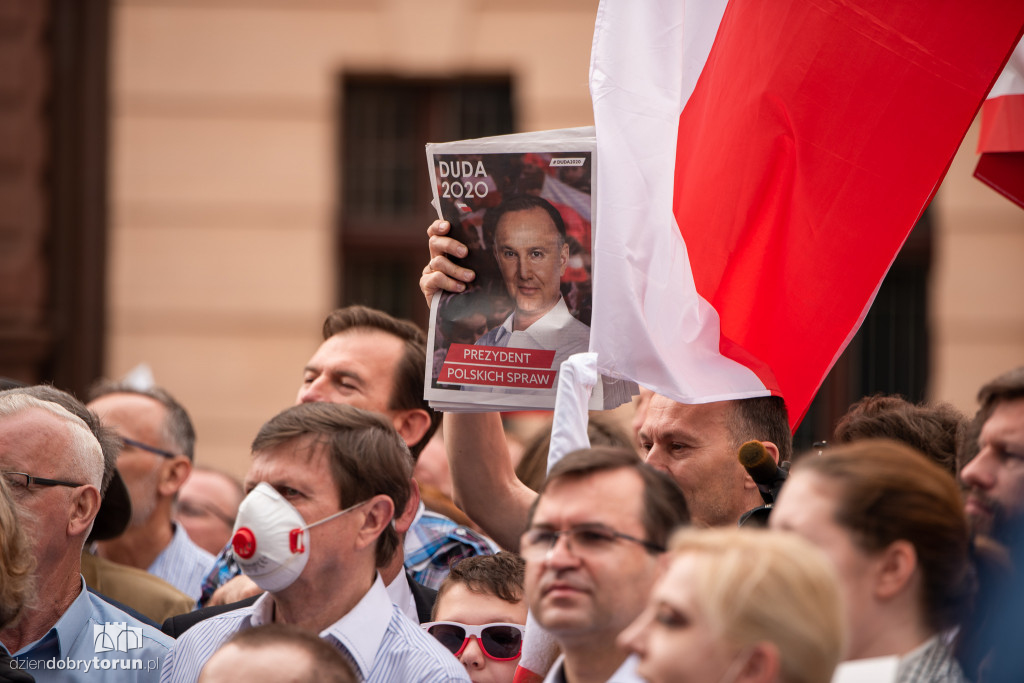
[{"x1": 423, "y1": 127, "x2": 635, "y2": 412}]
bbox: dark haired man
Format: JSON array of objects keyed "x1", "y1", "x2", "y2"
[
  {"x1": 520, "y1": 447, "x2": 689, "y2": 682},
  {"x1": 960, "y1": 366, "x2": 1024, "y2": 543},
  {"x1": 199, "y1": 306, "x2": 493, "y2": 612},
  {"x1": 296, "y1": 306, "x2": 495, "y2": 590},
  {"x1": 89, "y1": 382, "x2": 214, "y2": 600},
  {"x1": 161, "y1": 403, "x2": 469, "y2": 683}
]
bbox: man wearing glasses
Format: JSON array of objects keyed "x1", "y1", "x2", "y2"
[
  {"x1": 0, "y1": 390, "x2": 172, "y2": 679},
  {"x1": 520, "y1": 446, "x2": 689, "y2": 683},
  {"x1": 88, "y1": 383, "x2": 215, "y2": 601}
]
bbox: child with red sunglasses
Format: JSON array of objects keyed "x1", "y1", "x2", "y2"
[{"x1": 423, "y1": 552, "x2": 527, "y2": 683}]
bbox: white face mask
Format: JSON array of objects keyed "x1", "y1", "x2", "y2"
[{"x1": 230, "y1": 482, "x2": 367, "y2": 593}]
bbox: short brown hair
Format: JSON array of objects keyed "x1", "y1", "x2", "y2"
[
  {"x1": 958, "y1": 366, "x2": 1024, "y2": 472},
  {"x1": 728, "y1": 396, "x2": 793, "y2": 463},
  {"x1": 530, "y1": 446, "x2": 689, "y2": 548},
  {"x1": 432, "y1": 552, "x2": 525, "y2": 621},
  {"x1": 217, "y1": 623, "x2": 356, "y2": 683},
  {"x1": 251, "y1": 403, "x2": 413, "y2": 568},
  {"x1": 835, "y1": 394, "x2": 964, "y2": 474},
  {"x1": 515, "y1": 413, "x2": 634, "y2": 492},
  {"x1": 793, "y1": 438, "x2": 971, "y2": 632},
  {"x1": 321, "y1": 306, "x2": 440, "y2": 460}
]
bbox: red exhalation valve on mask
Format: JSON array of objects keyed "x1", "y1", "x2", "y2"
[
  {"x1": 232, "y1": 527, "x2": 257, "y2": 559},
  {"x1": 289, "y1": 529, "x2": 306, "y2": 554}
]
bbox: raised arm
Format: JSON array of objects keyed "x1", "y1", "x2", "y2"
[
  {"x1": 420, "y1": 220, "x2": 538, "y2": 550},
  {"x1": 445, "y1": 412, "x2": 537, "y2": 551}
]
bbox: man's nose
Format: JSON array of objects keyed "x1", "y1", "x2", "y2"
[
  {"x1": 643, "y1": 446, "x2": 671, "y2": 475},
  {"x1": 545, "y1": 532, "x2": 581, "y2": 568},
  {"x1": 516, "y1": 258, "x2": 533, "y2": 281},
  {"x1": 297, "y1": 377, "x2": 326, "y2": 404},
  {"x1": 961, "y1": 447, "x2": 996, "y2": 489}
]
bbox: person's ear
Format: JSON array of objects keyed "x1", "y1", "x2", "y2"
[
  {"x1": 874, "y1": 539, "x2": 917, "y2": 600},
  {"x1": 390, "y1": 409, "x2": 432, "y2": 453},
  {"x1": 734, "y1": 642, "x2": 781, "y2": 683},
  {"x1": 559, "y1": 241, "x2": 569, "y2": 275},
  {"x1": 353, "y1": 494, "x2": 396, "y2": 552},
  {"x1": 69, "y1": 484, "x2": 102, "y2": 537},
  {"x1": 742, "y1": 441, "x2": 781, "y2": 491},
  {"x1": 394, "y1": 479, "x2": 420, "y2": 535},
  {"x1": 159, "y1": 456, "x2": 192, "y2": 497}
]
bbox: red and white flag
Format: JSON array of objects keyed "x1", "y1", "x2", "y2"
[
  {"x1": 589, "y1": 0, "x2": 1024, "y2": 428},
  {"x1": 975, "y1": 38, "x2": 1024, "y2": 208}
]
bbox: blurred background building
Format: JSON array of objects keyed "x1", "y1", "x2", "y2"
[{"x1": 2, "y1": 0, "x2": 1021, "y2": 474}]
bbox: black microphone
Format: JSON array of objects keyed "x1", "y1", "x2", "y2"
[{"x1": 737, "y1": 440, "x2": 789, "y2": 506}]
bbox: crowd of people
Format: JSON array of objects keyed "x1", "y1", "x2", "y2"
[{"x1": 0, "y1": 212, "x2": 1021, "y2": 683}]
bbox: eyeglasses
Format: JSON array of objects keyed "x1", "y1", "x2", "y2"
[
  {"x1": 520, "y1": 523, "x2": 665, "y2": 561},
  {"x1": 121, "y1": 436, "x2": 179, "y2": 459},
  {"x1": 421, "y1": 622, "x2": 525, "y2": 661},
  {"x1": 176, "y1": 498, "x2": 236, "y2": 527},
  {"x1": 2, "y1": 471, "x2": 84, "y2": 491}
]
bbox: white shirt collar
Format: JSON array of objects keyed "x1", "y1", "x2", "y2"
[
  {"x1": 508, "y1": 297, "x2": 576, "y2": 349},
  {"x1": 250, "y1": 574, "x2": 394, "y2": 679},
  {"x1": 385, "y1": 571, "x2": 419, "y2": 623}
]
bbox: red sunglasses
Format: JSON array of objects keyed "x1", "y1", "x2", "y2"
[{"x1": 422, "y1": 622, "x2": 525, "y2": 661}]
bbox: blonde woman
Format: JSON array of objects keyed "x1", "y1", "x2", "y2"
[
  {"x1": 1, "y1": 474, "x2": 36, "y2": 682},
  {"x1": 619, "y1": 527, "x2": 844, "y2": 683}
]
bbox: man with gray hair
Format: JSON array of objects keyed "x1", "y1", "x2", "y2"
[
  {"x1": 0, "y1": 388, "x2": 172, "y2": 679},
  {"x1": 89, "y1": 383, "x2": 214, "y2": 600}
]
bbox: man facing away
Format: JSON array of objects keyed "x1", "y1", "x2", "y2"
[
  {"x1": 161, "y1": 402, "x2": 469, "y2": 683},
  {"x1": 0, "y1": 389, "x2": 172, "y2": 681}
]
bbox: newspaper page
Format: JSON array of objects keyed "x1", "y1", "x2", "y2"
[{"x1": 424, "y1": 128, "x2": 635, "y2": 412}]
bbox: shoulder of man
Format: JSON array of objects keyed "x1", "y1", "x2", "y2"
[
  {"x1": 84, "y1": 552, "x2": 195, "y2": 625},
  {"x1": 85, "y1": 590, "x2": 175, "y2": 655},
  {"x1": 159, "y1": 605, "x2": 254, "y2": 683},
  {"x1": 369, "y1": 605, "x2": 471, "y2": 683},
  {"x1": 160, "y1": 595, "x2": 259, "y2": 638}
]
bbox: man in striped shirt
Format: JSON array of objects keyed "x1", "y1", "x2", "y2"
[{"x1": 161, "y1": 403, "x2": 469, "y2": 683}]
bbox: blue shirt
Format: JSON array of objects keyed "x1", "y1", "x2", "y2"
[
  {"x1": 2, "y1": 578, "x2": 174, "y2": 682},
  {"x1": 148, "y1": 524, "x2": 214, "y2": 602},
  {"x1": 404, "y1": 505, "x2": 497, "y2": 589},
  {"x1": 161, "y1": 574, "x2": 469, "y2": 683}
]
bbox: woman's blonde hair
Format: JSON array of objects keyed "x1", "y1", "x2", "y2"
[
  {"x1": 0, "y1": 476, "x2": 35, "y2": 628},
  {"x1": 669, "y1": 527, "x2": 844, "y2": 683}
]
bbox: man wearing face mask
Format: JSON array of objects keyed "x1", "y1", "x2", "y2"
[{"x1": 160, "y1": 403, "x2": 470, "y2": 683}]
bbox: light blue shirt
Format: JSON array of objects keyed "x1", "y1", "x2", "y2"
[
  {"x1": 161, "y1": 574, "x2": 469, "y2": 683},
  {"x1": 148, "y1": 524, "x2": 214, "y2": 602},
  {"x1": 2, "y1": 578, "x2": 173, "y2": 682}
]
